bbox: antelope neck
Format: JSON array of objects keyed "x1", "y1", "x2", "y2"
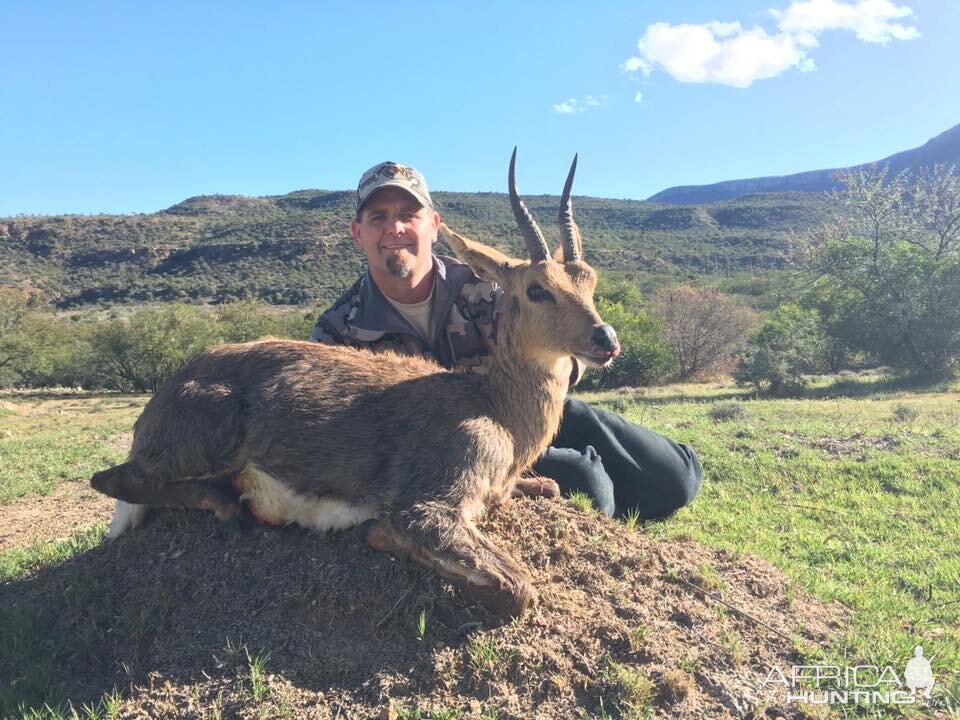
[{"x1": 485, "y1": 313, "x2": 570, "y2": 470}]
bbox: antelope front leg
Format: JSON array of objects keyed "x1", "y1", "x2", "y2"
[
  {"x1": 363, "y1": 515, "x2": 535, "y2": 618},
  {"x1": 512, "y1": 474, "x2": 561, "y2": 499}
]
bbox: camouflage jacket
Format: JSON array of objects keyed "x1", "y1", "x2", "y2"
[{"x1": 310, "y1": 255, "x2": 502, "y2": 372}]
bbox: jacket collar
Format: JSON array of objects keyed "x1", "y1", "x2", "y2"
[{"x1": 347, "y1": 255, "x2": 472, "y2": 352}]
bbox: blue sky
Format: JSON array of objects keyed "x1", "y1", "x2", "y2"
[{"x1": 2, "y1": 0, "x2": 957, "y2": 216}]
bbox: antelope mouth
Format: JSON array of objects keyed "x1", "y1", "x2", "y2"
[{"x1": 577, "y1": 349, "x2": 619, "y2": 369}]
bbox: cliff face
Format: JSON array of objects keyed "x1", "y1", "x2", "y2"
[{"x1": 648, "y1": 123, "x2": 960, "y2": 205}]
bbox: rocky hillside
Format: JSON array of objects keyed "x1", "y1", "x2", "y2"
[{"x1": 0, "y1": 190, "x2": 833, "y2": 310}]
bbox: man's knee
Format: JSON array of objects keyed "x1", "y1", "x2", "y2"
[
  {"x1": 533, "y1": 445, "x2": 616, "y2": 517},
  {"x1": 643, "y1": 443, "x2": 702, "y2": 519}
]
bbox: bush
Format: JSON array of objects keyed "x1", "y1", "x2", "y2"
[
  {"x1": 578, "y1": 298, "x2": 677, "y2": 389},
  {"x1": 734, "y1": 305, "x2": 827, "y2": 396},
  {"x1": 90, "y1": 305, "x2": 224, "y2": 392},
  {"x1": 651, "y1": 286, "x2": 759, "y2": 380},
  {"x1": 215, "y1": 299, "x2": 313, "y2": 343},
  {"x1": 0, "y1": 298, "x2": 316, "y2": 391}
]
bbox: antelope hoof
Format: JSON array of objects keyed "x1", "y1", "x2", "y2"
[
  {"x1": 349, "y1": 518, "x2": 379, "y2": 545},
  {"x1": 469, "y1": 574, "x2": 535, "y2": 618},
  {"x1": 364, "y1": 520, "x2": 535, "y2": 618},
  {"x1": 513, "y1": 476, "x2": 561, "y2": 499}
]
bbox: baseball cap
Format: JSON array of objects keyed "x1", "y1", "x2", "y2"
[{"x1": 356, "y1": 161, "x2": 433, "y2": 212}]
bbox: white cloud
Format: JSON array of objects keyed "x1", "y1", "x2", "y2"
[
  {"x1": 552, "y1": 94, "x2": 605, "y2": 114},
  {"x1": 624, "y1": 21, "x2": 809, "y2": 88},
  {"x1": 634, "y1": 91, "x2": 643, "y2": 103},
  {"x1": 623, "y1": 0, "x2": 918, "y2": 88},
  {"x1": 773, "y1": 0, "x2": 920, "y2": 44}
]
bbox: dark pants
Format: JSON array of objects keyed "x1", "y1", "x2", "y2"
[{"x1": 532, "y1": 398, "x2": 702, "y2": 520}]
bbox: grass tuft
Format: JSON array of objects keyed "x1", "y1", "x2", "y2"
[
  {"x1": 891, "y1": 402, "x2": 919, "y2": 422},
  {"x1": 707, "y1": 400, "x2": 746, "y2": 423},
  {"x1": 245, "y1": 646, "x2": 271, "y2": 703},
  {"x1": 467, "y1": 637, "x2": 501, "y2": 675},
  {"x1": 566, "y1": 490, "x2": 596, "y2": 515}
]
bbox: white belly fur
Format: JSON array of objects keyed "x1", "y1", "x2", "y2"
[{"x1": 233, "y1": 464, "x2": 377, "y2": 531}]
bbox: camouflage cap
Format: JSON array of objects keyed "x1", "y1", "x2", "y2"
[{"x1": 356, "y1": 161, "x2": 433, "y2": 212}]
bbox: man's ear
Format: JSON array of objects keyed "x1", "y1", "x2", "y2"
[
  {"x1": 439, "y1": 222, "x2": 518, "y2": 284},
  {"x1": 350, "y1": 218, "x2": 362, "y2": 249}
]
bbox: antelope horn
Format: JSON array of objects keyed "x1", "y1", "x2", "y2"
[
  {"x1": 508, "y1": 147, "x2": 550, "y2": 262},
  {"x1": 559, "y1": 154, "x2": 583, "y2": 262}
]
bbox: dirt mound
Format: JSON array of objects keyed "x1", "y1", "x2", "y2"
[{"x1": 1, "y1": 498, "x2": 842, "y2": 718}]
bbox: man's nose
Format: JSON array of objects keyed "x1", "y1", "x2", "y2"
[{"x1": 388, "y1": 218, "x2": 406, "y2": 235}]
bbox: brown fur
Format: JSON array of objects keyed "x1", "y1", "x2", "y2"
[{"x1": 91, "y1": 222, "x2": 618, "y2": 617}]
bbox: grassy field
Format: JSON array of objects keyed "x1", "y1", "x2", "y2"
[
  {"x1": 0, "y1": 375, "x2": 958, "y2": 718},
  {"x1": 583, "y1": 374, "x2": 960, "y2": 716},
  {"x1": 0, "y1": 392, "x2": 143, "y2": 505}
]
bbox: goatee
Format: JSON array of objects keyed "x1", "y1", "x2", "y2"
[{"x1": 386, "y1": 253, "x2": 412, "y2": 279}]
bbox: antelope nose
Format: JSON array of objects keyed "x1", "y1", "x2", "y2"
[{"x1": 592, "y1": 325, "x2": 619, "y2": 354}]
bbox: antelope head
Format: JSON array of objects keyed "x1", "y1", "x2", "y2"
[{"x1": 441, "y1": 148, "x2": 620, "y2": 372}]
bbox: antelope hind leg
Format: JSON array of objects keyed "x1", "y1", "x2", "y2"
[
  {"x1": 92, "y1": 462, "x2": 243, "y2": 523},
  {"x1": 364, "y1": 517, "x2": 535, "y2": 618}
]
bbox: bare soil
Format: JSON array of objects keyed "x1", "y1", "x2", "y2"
[
  {"x1": 0, "y1": 480, "x2": 115, "y2": 553},
  {"x1": 0, "y1": 494, "x2": 845, "y2": 719}
]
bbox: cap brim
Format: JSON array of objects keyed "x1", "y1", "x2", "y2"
[{"x1": 358, "y1": 182, "x2": 433, "y2": 212}]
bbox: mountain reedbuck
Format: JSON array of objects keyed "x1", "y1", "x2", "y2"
[{"x1": 91, "y1": 151, "x2": 620, "y2": 617}]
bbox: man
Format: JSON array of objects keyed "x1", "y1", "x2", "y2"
[{"x1": 311, "y1": 161, "x2": 701, "y2": 519}]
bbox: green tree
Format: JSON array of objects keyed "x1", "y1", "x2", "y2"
[{"x1": 796, "y1": 165, "x2": 960, "y2": 376}]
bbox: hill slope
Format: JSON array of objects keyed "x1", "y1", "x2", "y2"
[
  {"x1": 0, "y1": 190, "x2": 833, "y2": 309},
  {"x1": 649, "y1": 122, "x2": 960, "y2": 204}
]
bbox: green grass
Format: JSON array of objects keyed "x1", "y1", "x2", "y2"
[
  {"x1": 582, "y1": 373, "x2": 960, "y2": 704},
  {"x1": 567, "y1": 490, "x2": 597, "y2": 515},
  {"x1": 0, "y1": 525, "x2": 108, "y2": 715},
  {"x1": 0, "y1": 393, "x2": 145, "y2": 505},
  {"x1": 13, "y1": 689, "x2": 122, "y2": 720},
  {"x1": 245, "y1": 647, "x2": 271, "y2": 703},
  {"x1": 0, "y1": 524, "x2": 106, "y2": 584}
]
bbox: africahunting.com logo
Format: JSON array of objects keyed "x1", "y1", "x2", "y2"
[{"x1": 761, "y1": 645, "x2": 936, "y2": 706}]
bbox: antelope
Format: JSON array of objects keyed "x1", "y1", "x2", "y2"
[{"x1": 91, "y1": 150, "x2": 620, "y2": 617}]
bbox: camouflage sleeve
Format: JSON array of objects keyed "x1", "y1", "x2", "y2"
[
  {"x1": 309, "y1": 278, "x2": 363, "y2": 345},
  {"x1": 309, "y1": 316, "x2": 346, "y2": 345}
]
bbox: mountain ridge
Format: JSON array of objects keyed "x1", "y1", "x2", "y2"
[{"x1": 648, "y1": 123, "x2": 960, "y2": 204}]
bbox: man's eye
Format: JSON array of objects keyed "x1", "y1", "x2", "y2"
[
  {"x1": 369, "y1": 214, "x2": 385, "y2": 222},
  {"x1": 526, "y1": 284, "x2": 555, "y2": 303}
]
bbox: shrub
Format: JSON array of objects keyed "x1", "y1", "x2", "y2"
[
  {"x1": 734, "y1": 305, "x2": 827, "y2": 396},
  {"x1": 651, "y1": 286, "x2": 759, "y2": 380},
  {"x1": 90, "y1": 305, "x2": 224, "y2": 392}
]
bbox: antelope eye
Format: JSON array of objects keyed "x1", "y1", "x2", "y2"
[{"x1": 526, "y1": 284, "x2": 555, "y2": 303}]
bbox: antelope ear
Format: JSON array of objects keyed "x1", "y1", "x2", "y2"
[{"x1": 440, "y1": 223, "x2": 519, "y2": 284}]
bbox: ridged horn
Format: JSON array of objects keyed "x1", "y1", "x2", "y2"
[
  {"x1": 508, "y1": 147, "x2": 550, "y2": 262},
  {"x1": 559, "y1": 154, "x2": 583, "y2": 262}
]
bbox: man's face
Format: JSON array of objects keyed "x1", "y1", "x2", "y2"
[{"x1": 352, "y1": 187, "x2": 439, "y2": 283}]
